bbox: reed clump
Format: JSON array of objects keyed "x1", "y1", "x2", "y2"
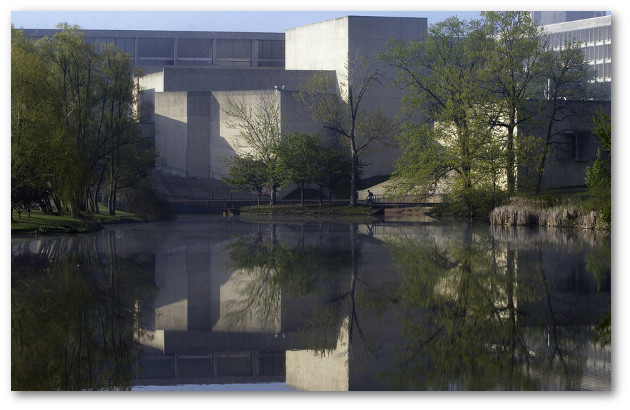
[{"x1": 489, "y1": 197, "x2": 608, "y2": 230}]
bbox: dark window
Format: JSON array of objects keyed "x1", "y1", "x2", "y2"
[
  {"x1": 138, "y1": 38, "x2": 174, "y2": 58},
  {"x1": 176, "y1": 38, "x2": 212, "y2": 65},
  {"x1": 138, "y1": 38, "x2": 174, "y2": 65},
  {"x1": 215, "y1": 39, "x2": 251, "y2": 66}
]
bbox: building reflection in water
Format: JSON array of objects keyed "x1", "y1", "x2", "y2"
[
  {"x1": 131, "y1": 218, "x2": 610, "y2": 391},
  {"x1": 13, "y1": 217, "x2": 608, "y2": 390}
]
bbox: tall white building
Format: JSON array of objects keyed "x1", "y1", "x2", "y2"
[{"x1": 535, "y1": 12, "x2": 612, "y2": 89}]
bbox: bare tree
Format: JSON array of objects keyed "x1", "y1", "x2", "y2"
[
  {"x1": 223, "y1": 91, "x2": 283, "y2": 204},
  {"x1": 296, "y1": 57, "x2": 393, "y2": 207}
]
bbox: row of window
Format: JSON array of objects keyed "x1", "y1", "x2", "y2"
[
  {"x1": 84, "y1": 36, "x2": 285, "y2": 67},
  {"x1": 592, "y1": 62, "x2": 612, "y2": 79},
  {"x1": 584, "y1": 43, "x2": 612, "y2": 62},
  {"x1": 547, "y1": 25, "x2": 611, "y2": 49}
]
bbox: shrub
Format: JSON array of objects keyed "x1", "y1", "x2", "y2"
[{"x1": 119, "y1": 178, "x2": 171, "y2": 221}]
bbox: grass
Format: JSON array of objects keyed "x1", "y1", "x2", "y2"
[
  {"x1": 11, "y1": 204, "x2": 143, "y2": 235},
  {"x1": 240, "y1": 203, "x2": 373, "y2": 216}
]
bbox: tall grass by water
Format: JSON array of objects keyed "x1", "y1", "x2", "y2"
[{"x1": 489, "y1": 197, "x2": 607, "y2": 230}]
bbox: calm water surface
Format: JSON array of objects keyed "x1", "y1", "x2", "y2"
[{"x1": 11, "y1": 214, "x2": 611, "y2": 391}]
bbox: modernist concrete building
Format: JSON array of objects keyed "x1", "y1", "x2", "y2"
[
  {"x1": 535, "y1": 11, "x2": 612, "y2": 88},
  {"x1": 22, "y1": 13, "x2": 610, "y2": 203},
  {"x1": 136, "y1": 16, "x2": 425, "y2": 188},
  {"x1": 25, "y1": 16, "x2": 426, "y2": 201}
]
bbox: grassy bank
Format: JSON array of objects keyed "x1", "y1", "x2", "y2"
[
  {"x1": 239, "y1": 203, "x2": 374, "y2": 217},
  {"x1": 11, "y1": 206, "x2": 143, "y2": 235},
  {"x1": 489, "y1": 197, "x2": 609, "y2": 230}
]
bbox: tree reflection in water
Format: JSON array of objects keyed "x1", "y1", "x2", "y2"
[
  {"x1": 11, "y1": 231, "x2": 156, "y2": 391},
  {"x1": 12, "y1": 218, "x2": 610, "y2": 391},
  {"x1": 384, "y1": 224, "x2": 611, "y2": 390}
]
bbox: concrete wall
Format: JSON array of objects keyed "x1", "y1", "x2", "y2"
[
  {"x1": 185, "y1": 92, "x2": 213, "y2": 178},
  {"x1": 154, "y1": 92, "x2": 188, "y2": 176},
  {"x1": 346, "y1": 17, "x2": 427, "y2": 179},
  {"x1": 286, "y1": 16, "x2": 428, "y2": 179},
  {"x1": 286, "y1": 16, "x2": 350, "y2": 76},
  {"x1": 143, "y1": 17, "x2": 431, "y2": 181},
  {"x1": 161, "y1": 67, "x2": 327, "y2": 93},
  {"x1": 518, "y1": 101, "x2": 611, "y2": 190},
  {"x1": 210, "y1": 90, "x2": 278, "y2": 178},
  {"x1": 286, "y1": 317, "x2": 350, "y2": 391}
]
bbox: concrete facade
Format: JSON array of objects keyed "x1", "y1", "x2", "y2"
[
  {"x1": 517, "y1": 100, "x2": 611, "y2": 191},
  {"x1": 143, "y1": 69, "x2": 337, "y2": 179},
  {"x1": 539, "y1": 14, "x2": 612, "y2": 86},
  {"x1": 23, "y1": 13, "x2": 608, "y2": 198},
  {"x1": 133, "y1": 16, "x2": 428, "y2": 186}
]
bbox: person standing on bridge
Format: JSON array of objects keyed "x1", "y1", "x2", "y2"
[{"x1": 367, "y1": 190, "x2": 374, "y2": 206}]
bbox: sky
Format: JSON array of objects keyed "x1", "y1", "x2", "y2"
[
  {"x1": 8, "y1": 1, "x2": 614, "y2": 33},
  {"x1": 10, "y1": 10, "x2": 482, "y2": 33}
]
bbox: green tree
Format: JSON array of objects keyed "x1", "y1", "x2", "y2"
[
  {"x1": 275, "y1": 132, "x2": 322, "y2": 204},
  {"x1": 29, "y1": 24, "x2": 147, "y2": 216},
  {"x1": 99, "y1": 44, "x2": 152, "y2": 215},
  {"x1": 224, "y1": 92, "x2": 283, "y2": 204},
  {"x1": 314, "y1": 146, "x2": 352, "y2": 205},
  {"x1": 481, "y1": 11, "x2": 546, "y2": 196},
  {"x1": 11, "y1": 27, "x2": 64, "y2": 217},
  {"x1": 585, "y1": 111, "x2": 611, "y2": 224},
  {"x1": 39, "y1": 24, "x2": 103, "y2": 215},
  {"x1": 382, "y1": 17, "x2": 501, "y2": 215},
  {"x1": 296, "y1": 57, "x2": 392, "y2": 207},
  {"x1": 222, "y1": 154, "x2": 268, "y2": 205}
]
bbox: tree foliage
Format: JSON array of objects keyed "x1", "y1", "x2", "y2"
[
  {"x1": 382, "y1": 11, "x2": 601, "y2": 215},
  {"x1": 11, "y1": 24, "x2": 152, "y2": 219},
  {"x1": 222, "y1": 154, "x2": 269, "y2": 205},
  {"x1": 382, "y1": 17, "x2": 503, "y2": 215},
  {"x1": 585, "y1": 112, "x2": 611, "y2": 224},
  {"x1": 275, "y1": 132, "x2": 351, "y2": 205},
  {"x1": 481, "y1": 11, "x2": 546, "y2": 196}
]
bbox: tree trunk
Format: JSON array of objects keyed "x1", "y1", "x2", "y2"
[
  {"x1": 51, "y1": 194, "x2": 63, "y2": 214},
  {"x1": 506, "y1": 126, "x2": 516, "y2": 196},
  {"x1": 108, "y1": 180, "x2": 117, "y2": 216},
  {"x1": 349, "y1": 140, "x2": 359, "y2": 207}
]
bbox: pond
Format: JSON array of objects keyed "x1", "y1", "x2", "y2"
[{"x1": 11, "y1": 214, "x2": 611, "y2": 391}]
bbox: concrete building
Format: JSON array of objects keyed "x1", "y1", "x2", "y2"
[
  {"x1": 24, "y1": 16, "x2": 426, "y2": 202},
  {"x1": 535, "y1": 12, "x2": 612, "y2": 87},
  {"x1": 532, "y1": 11, "x2": 606, "y2": 26},
  {"x1": 22, "y1": 12, "x2": 610, "y2": 204}
]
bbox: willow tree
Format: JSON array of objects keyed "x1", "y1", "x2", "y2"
[
  {"x1": 382, "y1": 17, "x2": 501, "y2": 215},
  {"x1": 11, "y1": 27, "x2": 64, "y2": 217},
  {"x1": 296, "y1": 57, "x2": 392, "y2": 207},
  {"x1": 99, "y1": 43, "x2": 151, "y2": 215},
  {"x1": 224, "y1": 92, "x2": 283, "y2": 205},
  {"x1": 31, "y1": 24, "x2": 147, "y2": 216}
]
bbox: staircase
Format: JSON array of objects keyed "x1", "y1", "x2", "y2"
[{"x1": 148, "y1": 169, "x2": 270, "y2": 210}]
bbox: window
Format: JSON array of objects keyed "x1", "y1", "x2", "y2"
[
  {"x1": 215, "y1": 39, "x2": 252, "y2": 66},
  {"x1": 138, "y1": 38, "x2": 174, "y2": 65},
  {"x1": 254, "y1": 40, "x2": 284, "y2": 67},
  {"x1": 176, "y1": 38, "x2": 212, "y2": 65}
]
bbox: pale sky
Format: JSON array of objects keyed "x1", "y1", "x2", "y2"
[
  {"x1": 8, "y1": 0, "x2": 614, "y2": 33},
  {"x1": 10, "y1": 10, "x2": 483, "y2": 33}
]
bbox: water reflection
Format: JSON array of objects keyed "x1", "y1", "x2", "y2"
[
  {"x1": 11, "y1": 231, "x2": 156, "y2": 390},
  {"x1": 11, "y1": 216, "x2": 610, "y2": 391}
]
